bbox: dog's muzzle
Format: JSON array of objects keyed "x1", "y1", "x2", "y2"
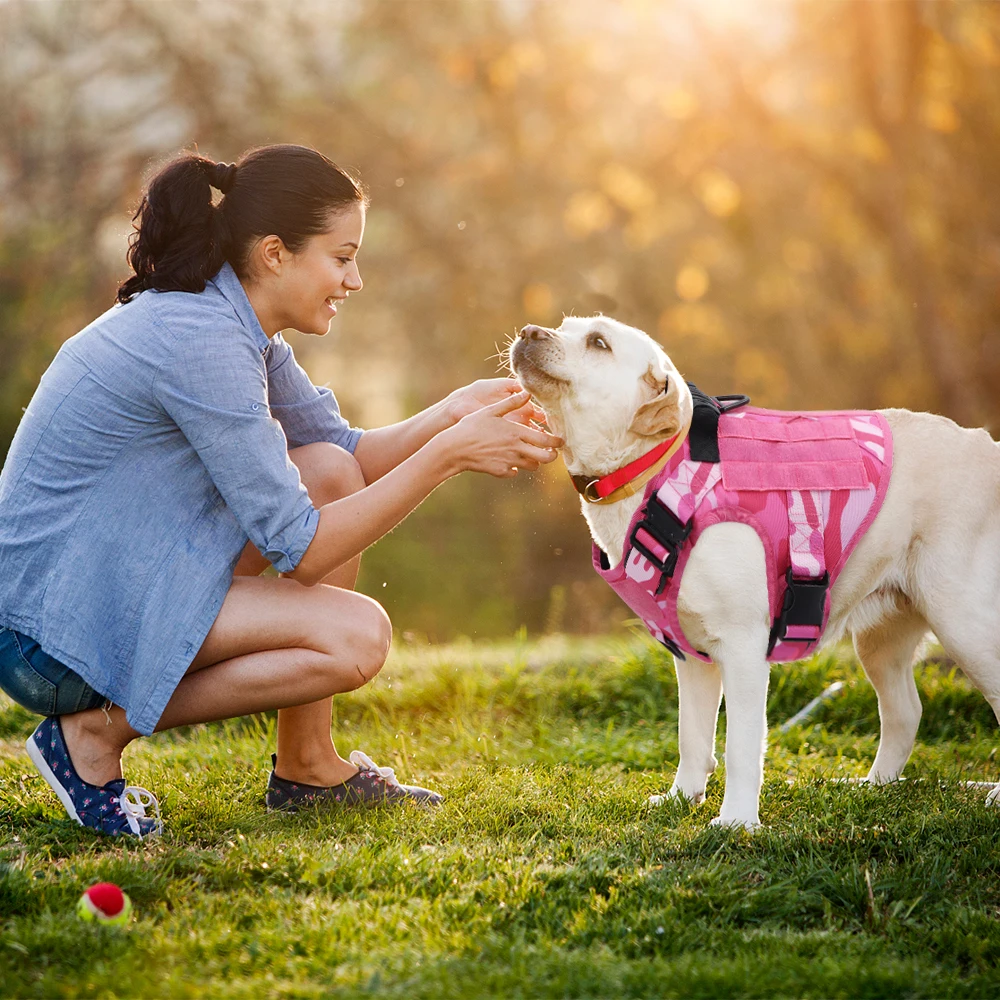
[{"x1": 510, "y1": 327, "x2": 560, "y2": 386}]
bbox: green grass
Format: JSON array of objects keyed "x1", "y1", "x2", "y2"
[{"x1": 2, "y1": 633, "x2": 999, "y2": 998}]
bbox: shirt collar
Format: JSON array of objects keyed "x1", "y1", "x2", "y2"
[{"x1": 211, "y1": 262, "x2": 271, "y2": 355}]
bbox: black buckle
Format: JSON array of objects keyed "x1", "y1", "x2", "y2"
[
  {"x1": 629, "y1": 497, "x2": 692, "y2": 596},
  {"x1": 660, "y1": 635, "x2": 686, "y2": 662},
  {"x1": 767, "y1": 567, "x2": 829, "y2": 655}
]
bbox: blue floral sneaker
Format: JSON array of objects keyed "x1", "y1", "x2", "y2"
[
  {"x1": 265, "y1": 750, "x2": 443, "y2": 811},
  {"x1": 25, "y1": 716, "x2": 162, "y2": 840}
]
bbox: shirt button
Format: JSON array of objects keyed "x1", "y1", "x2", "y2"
[{"x1": 251, "y1": 402, "x2": 260, "y2": 411}]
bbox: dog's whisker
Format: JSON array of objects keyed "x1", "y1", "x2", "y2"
[
  {"x1": 487, "y1": 335, "x2": 518, "y2": 374},
  {"x1": 485, "y1": 337, "x2": 516, "y2": 368}
]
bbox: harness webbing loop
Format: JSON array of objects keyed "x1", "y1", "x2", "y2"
[{"x1": 628, "y1": 496, "x2": 691, "y2": 596}]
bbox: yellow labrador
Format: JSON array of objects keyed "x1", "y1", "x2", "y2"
[{"x1": 511, "y1": 315, "x2": 1000, "y2": 828}]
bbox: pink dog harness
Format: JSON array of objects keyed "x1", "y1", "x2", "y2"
[{"x1": 593, "y1": 387, "x2": 893, "y2": 662}]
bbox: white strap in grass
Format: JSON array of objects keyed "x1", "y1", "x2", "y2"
[
  {"x1": 349, "y1": 751, "x2": 402, "y2": 789},
  {"x1": 119, "y1": 785, "x2": 161, "y2": 837}
]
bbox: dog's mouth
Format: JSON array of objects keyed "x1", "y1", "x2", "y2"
[{"x1": 510, "y1": 338, "x2": 568, "y2": 398}]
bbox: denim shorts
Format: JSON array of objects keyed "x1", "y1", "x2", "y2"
[{"x1": 0, "y1": 626, "x2": 106, "y2": 716}]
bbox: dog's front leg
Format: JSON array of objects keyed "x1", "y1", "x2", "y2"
[
  {"x1": 677, "y1": 523, "x2": 771, "y2": 829},
  {"x1": 710, "y1": 644, "x2": 770, "y2": 829},
  {"x1": 662, "y1": 658, "x2": 722, "y2": 804}
]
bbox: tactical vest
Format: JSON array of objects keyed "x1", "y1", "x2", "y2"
[{"x1": 593, "y1": 387, "x2": 893, "y2": 662}]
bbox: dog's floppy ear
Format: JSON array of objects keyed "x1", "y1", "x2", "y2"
[{"x1": 629, "y1": 369, "x2": 682, "y2": 438}]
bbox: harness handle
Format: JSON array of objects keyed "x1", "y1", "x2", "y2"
[{"x1": 715, "y1": 394, "x2": 751, "y2": 413}]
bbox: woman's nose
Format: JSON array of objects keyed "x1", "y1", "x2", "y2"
[
  {"x1": 519, "y1": 325, "x2": 551, "y2": 340},
  {"x1": 345, "y1": 263, "x2": 363, "y2": 292}
]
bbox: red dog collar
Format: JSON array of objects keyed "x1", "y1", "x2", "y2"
[{"x1": 570, "y1": 427, "x2": 688, "y2": 504}]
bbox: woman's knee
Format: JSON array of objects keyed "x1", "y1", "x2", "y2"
[
  {"x1": 351, "y1": 602, "x2": 392, "y2": 688},
  {"x1": 316, "y1": 594, "x2": 391, "y2": 692},
  {"x1": 290, "y1": 442, "x2": 365, "y2": 506}
]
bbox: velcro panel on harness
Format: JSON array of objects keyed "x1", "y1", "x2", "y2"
[{"x1": 719, "y1": 417, "x2": 867, "y2": 492}]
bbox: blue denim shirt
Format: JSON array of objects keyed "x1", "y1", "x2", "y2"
[{"x1": 0, "y1": 263, "x2": 361, "y2": 734}]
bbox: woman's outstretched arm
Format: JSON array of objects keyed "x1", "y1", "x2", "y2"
[{"x1": 288, "y1": 390, "x2": 561, "y2": 586}]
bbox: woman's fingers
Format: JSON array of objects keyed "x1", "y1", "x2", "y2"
[
  {"x1": 450, "y1": 390, "x2": 561, "y2": 478},
  {"x1": 506, "y1": 401, "x2": 549, "y2": 429},
  {"x1": 518, "y1": 424, "x2": 563, "y2": 450},
  {"x1": 505, "y1": 405, "x2": 534, "y2": 427},
  {"x1": 517, "y1": 443, "x2": 559, "y2": 467},
  {"x1": 480, "y1": 377, "x2": 524, "y2": 405},
  {"x1": 484, "y1": 389, "x2": 532, "y2": 417}
]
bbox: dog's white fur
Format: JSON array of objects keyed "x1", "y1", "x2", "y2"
[{"x1": 511, "y1": 315, "x2": 1000, "y2": 828}]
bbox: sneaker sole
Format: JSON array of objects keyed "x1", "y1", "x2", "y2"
[{"x1": 25, "y1": 732, "x2": 84, "y2": 827}]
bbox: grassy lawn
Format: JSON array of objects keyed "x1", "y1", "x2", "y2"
[{"x1": 2, "y1": 633, "x2": 999, "y2": 998}]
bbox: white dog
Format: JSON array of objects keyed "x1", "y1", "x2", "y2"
[{"x1": 511, "y1": 315, "x2": 1000, "y2": 828}]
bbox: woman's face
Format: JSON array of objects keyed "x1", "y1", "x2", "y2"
[{"x1": 280, "y1": 203, "x2": 365, "y2": 336}]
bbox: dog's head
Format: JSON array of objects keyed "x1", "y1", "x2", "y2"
[{"x1": 509, "y1": 316, "x2": 692, "y2": 476}]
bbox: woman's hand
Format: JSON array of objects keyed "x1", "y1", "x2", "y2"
[
  {"x1": 437, "y1": 390, "x2": 563, "y2": 478},
  {"x1": 445, "y1": 378, "x2": 547, "y2": 429}
]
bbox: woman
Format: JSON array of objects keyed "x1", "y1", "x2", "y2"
[{"x1": 0, "y1": 144, "x2": 561, "y2": 839}]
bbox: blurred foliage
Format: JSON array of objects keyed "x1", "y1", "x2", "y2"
[{"x1": 1, "y1": 0, "x2": 999, "y2": 638}]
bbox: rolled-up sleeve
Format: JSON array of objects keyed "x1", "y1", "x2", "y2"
[
  {"x1": 265, "y1": 335, "x2": 363, "y2": 453},
  {"x1": 152, "y1": 328, "x2": 319, "y2": 573}
]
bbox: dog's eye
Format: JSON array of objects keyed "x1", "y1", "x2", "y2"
[{"x1": 587, "y1": 333, "x2": 611, "y2": 352}]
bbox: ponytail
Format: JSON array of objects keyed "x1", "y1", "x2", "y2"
[{"x1": 117, "y1": 145, "x2": 365, "y2": 305}]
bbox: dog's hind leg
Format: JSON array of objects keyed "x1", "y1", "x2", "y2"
[
  {"x1": 852, "y1": 600, "x2": 930, "y2": 783},
  {"x1": 917, "y1": 602, "x2": 1000, "y2": 804},
  {"x1": 665, "y1": 658, "x2": 722, "y2": 804}
]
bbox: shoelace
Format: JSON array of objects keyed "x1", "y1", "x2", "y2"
[
  {"x1": 349, "y1": 750, "x2": 402, "y2": 789},
  {"x1": 118, "y1": 785, "x2": 162, "y2": 837}
]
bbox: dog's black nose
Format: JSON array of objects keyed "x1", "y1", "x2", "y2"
[{"x1": 519, "y1": 325, "x2": 550, "y2": 340}]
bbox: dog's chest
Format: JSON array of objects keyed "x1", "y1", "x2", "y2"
[{"x1": 584, "y1": 495, "x2": 644, "y2": 569}]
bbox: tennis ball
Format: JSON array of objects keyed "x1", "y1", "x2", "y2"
[{"x1": 77, "y1": 882, "x2": 132, "y2": 927}]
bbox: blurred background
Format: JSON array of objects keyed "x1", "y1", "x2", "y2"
[{"x1": 1, "y1": 0, "x2": 998, "y2": 640}]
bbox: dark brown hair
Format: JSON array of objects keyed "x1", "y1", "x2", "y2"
[{"x1": 116, "y1": 144, "x2": 367, "y2": 304}]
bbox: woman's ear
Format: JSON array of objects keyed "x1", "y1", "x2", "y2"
[
  {"x1": 629, "y1": 372, "x2": 681, "y2": 438},
  {"x1": 256, "y1": 235, "x2": 287, "y2": 275}
]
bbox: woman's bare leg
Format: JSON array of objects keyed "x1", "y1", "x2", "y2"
[
  {"x1": 229, "y1": 442, "x2": 367, "y2": 786},
  {"x1": 60, "y1": 443, "x2": 379, "y2": 787},
  {"x1": 59, "y1": 578, "x2": 389, "y2": 784}
]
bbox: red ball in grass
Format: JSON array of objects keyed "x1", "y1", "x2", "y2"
[{"x1": 77, "y1": 882, "x2": 133, "y2": 926}]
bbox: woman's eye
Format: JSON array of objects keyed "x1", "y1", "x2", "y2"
[{"x1": 337, "y1": 257, "x2": 352, "y2": 265}]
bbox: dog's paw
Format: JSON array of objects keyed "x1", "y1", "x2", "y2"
[
  {"x1": 650, "y1": 783, "x2": 705, "y2": 807},
  {"x1": 709, "y1": 814, "x2": 760, "y2": 831},
  {"x1": 648, "y1": 789, "x2": 692, "y2": 807}
]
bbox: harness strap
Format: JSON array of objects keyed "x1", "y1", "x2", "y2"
[
  {"x1": 629, "y1": 496, "x2": 691, "y2": 597},
  {"x1": 768, "y1": 489, "x2": 830, "y2": 655}
]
